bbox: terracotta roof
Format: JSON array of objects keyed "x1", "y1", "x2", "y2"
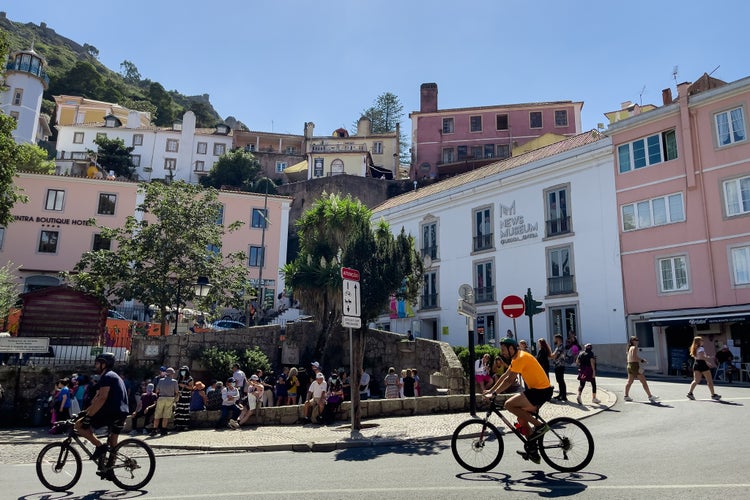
[{"x1": 374, "y1": 130, "x2": 604, "y2": 212}]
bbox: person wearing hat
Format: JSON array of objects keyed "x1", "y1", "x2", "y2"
[
  {"x1": 218, "y1": 377, "x2": 241, "y2": 429},
  {"x1": 190, "y1": 381, "x2": 207, "y2": 411},
  {"x1": 152, "y1": 367, "x2": 178, "y2": 436},
  {"x1": 130, "y1": 383, "x2": 157, "y2": 436},
  {"x1": 311, "y1": 361, "x2": 322, "y2": 376},
  {"x1": 301, "y1": 372, "x2": 328, "y2": 423}
]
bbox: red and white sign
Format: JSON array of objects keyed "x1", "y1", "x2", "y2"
[
  {"x1": 501, "y1": 295, "x2": 525, "y2": 318},
  {"x1": 341, "y1": 267, "x2": 360, "y2": 281}
]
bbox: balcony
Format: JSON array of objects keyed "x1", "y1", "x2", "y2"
[
  {"x1": 474, "y1": 286, "x2": 495, "y2": 303},
  {"x1": 473, "y1": 233, "x2": 493, "y2": 252},
  {"x1": 420, "y1": 293, "x2": 439, "y2": 310},
  {"x1": 546, "y1": 216, "x2": 571, "y2": 237},
  {"x1": 6, "y1": 60, "x2": 50, "y2": 86},
  {"x1": 421, "y1": 245, "x2": 437, "y2": 260},
  {"x1": 548, "y1": 275, "x2": 575, "y2": 295},
  {"x1": 310, "y1": 143, "x2": 367, "y2": 153}
]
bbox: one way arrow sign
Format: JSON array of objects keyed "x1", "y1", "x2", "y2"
[{"x1": 342, "y1": 279, "x2": 361, "y2": 317}]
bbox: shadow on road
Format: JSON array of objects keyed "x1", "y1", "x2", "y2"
[
  {"x1": 20, "y1": 488, "x2": 147, "y2": 499},
  {"x1": 457, "y1": 469, "x2": 606, "y2": 497},
  {"x1": 333, "y1": 440, "x2": 449, "y2": 462}
]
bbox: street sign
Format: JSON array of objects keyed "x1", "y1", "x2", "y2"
[
  {"x1": 501, "y1": 295, "x2": 525, "y2": 318},
  {"x1": 341, "y1": 267, "x2": 360, "y2": 281},
  {"x1": 0, "y1": 337, "x2": 50, "y2": 353},
  {"x1": 457, "y1": 299, "x2": 477, "y2": 318},
  {"x1": 341, "y1": 316, "x2": 362, "y2": 329},
  {"x1": 343, "y1": 278, "x2": 361, "y2": 317}
]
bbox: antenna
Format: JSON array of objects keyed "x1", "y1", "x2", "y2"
[
  {"x1": 709, "y1": 65, "x2": 720, "y2": 76},
  {"x1": 673, "y1": 65, "x2": 679, "y2": 84},
  {"x1": 639, "y1": 85, "x2": 646, "y2": 106}
]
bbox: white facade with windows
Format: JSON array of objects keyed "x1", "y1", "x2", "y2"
[
  {"x1": 0, "y1": 48, "x2": 48, "y2": 144},
  {"x1": 373, "y1": 132, "x2": 627, "y2": 366}
]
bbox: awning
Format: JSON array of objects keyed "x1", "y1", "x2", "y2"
[
  {"x1": 648, "y1": 313, "x2": 749, "y2": 327},
  {"x1": 369, "y1": 164, "x2": 393, "y2": 179},
  {"x1": 283, "y1": 160, "x2": 308, "y2": 182}
]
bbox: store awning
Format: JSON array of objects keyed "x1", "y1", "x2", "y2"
[
  {"x1": 649, "y1": 312, "x2": 749, "y2": 327},
  {"x1": 369, "y1": 164, "x2": 393, "y2": 179}
]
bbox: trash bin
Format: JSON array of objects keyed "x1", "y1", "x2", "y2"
[{"x1": 32, "y1": 396, "x2": 49, "y2": 427}]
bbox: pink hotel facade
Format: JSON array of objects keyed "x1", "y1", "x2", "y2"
[
  {"x1": 1, "y1": 172, "x2": 291, "y2": 312},
  {"x1": 607, "y1": 74, "x2": 750, "y2": 373}
]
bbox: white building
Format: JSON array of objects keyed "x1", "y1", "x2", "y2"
[
  {"x1": 55, "y1": 110, "x2": 233, "y2": 183},
  {"x1": 0, "y1": 47, "x2": 49, "y2": 144},
  {"x1": 372, "y1": 131, "x2": 628, "y2": 366}
]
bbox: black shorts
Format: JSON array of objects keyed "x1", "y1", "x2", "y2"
[
  {"x1": 90, "y1": 413, "x2": 127, "y2": 435},
  {"x1": 694, "y1": 360, "x2": 710, "y2": 373},
  {"x1": 524, "y1": 387, "x2": 554, "y2": 408}
]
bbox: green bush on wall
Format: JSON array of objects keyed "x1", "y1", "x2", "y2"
[
  {"x1": 453, "y1": 344, "x2": 500, "y2": 378},
  {"x1": 195, "y1": 346, "x2": 271, "y2": 383}
]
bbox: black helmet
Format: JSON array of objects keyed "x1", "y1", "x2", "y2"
[
  {"x1": 95, "y1": 352, "x2": 116, "y2": 370},
  {"x1": 498, "y1": 337, "x2": 518, "y2": 348}
]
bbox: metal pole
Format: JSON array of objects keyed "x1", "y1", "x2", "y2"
[
  {"x1": 173, "y1": 281, "x2": 181, "y2": 335},
  {"x1": 468, "y1": 316, "x2": 476, "y2": 416},
  {"x1": 349, "y1": 326, "x2": 354, "y2": 430}
]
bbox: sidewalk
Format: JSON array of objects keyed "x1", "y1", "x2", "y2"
[{"x1": 0, "y1": 388, "x2": 615, "y2": 453}]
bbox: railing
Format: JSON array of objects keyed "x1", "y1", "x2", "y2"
[
  {"x1": 420, "y1": 293, "x2": 439, "y2": 309},
  {"x1": 548, "y1": 275, "x2": 575, "y2": 295},
  {"x1": 6, "y1": 61, "x2": 50, "y2": 85},
  {"x1": 474, "y1": 286, "x2": 495, "y2": 303},
  {"x1": 473, "y1": 233, "x2": 493, "y2": 251},
  {"x1": 310, "y1": 143, "x2": 367, "y2": 153},
  {"x1": 421, "y1": 245, "x2": 437, "y2": 260},
  {"x1": 0, "y1": 346, "x2": 129, "y2": 368},
  {"x1": 546, "y1": 216, "x2": 571, "y2": 236}
]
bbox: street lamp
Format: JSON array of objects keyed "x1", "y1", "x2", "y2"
[{"x1": 173, "y1": 276, "x2": 212, "y2": 335}]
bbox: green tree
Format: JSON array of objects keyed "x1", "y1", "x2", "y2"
[
  {"x1": 199, "y1": 149, "x2": 262, "y2": 191},
  {"x1": 119, "y1": 60, "x2": 141, "y2": 84},
  {"x1": 359, "y1": 92, "x2": 409, "y2": 163},
  {"x1": 65, "y1": 181, "x2": 251, "y2": 335},
  {"x1": 148, "y1": 82, "x2": 178, "y2": 126},
  {"x1": 187, "y1": 100, "x2": 216, "y2": 128},
  {"x1": 118, "y1": 97, "x2": 157, "y2": 118},
  {"x1": 282, "y1": 193, "x2": 422, "y2": 428},
  {"x1": 88, "y1": 136, "x2": 135, "y2": 178},
  {"x1": 15, "y1": 143, "x2": 56, "y2": 174},
  {"x1": 52, "y1": 61, "x2": 104, "y2": 99},
  {"x1": 0, "y1": 261, "x2": 20, "y2": 330}
]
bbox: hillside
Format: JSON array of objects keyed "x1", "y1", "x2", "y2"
[{"x1": 0, "y1": 13, "x2": 233, "y2": 129}]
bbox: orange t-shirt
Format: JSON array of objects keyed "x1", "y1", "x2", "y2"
[{"x1": 509, "y1": 350, "x2": 550, "y2": 389}]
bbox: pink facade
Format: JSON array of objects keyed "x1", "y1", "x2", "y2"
[
  {"x1": 410, "y1": 83, "x2": 583, "y2": 179},
  {"x1": 608, "y1": 75, "x2": 750, "y2": 372}
]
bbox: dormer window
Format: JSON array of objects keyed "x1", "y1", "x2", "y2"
[
  {"x1": 173, "y1": 120, "x2": 183, "y2": 131},
  {"x1": 215, "y1": 124, "x2": 230, "y2": 135},
  {"x1": 104, "y1": 115, "x2": 120, "y2": 128}
]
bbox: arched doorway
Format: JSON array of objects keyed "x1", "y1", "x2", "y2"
[{"x1": 24, "y1": 275, "x2": 60, "y2": 293}]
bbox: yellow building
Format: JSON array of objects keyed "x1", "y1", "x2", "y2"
[{"x1": 53, "y1": 95, "x2": 151, "y2": 127}]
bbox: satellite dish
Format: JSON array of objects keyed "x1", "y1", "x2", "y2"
[{"x1": 458, "y1": 284, "x2": 474, "y2": 303}]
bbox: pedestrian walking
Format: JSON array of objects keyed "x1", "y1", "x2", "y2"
[
  {"x1": 687, "y1": 336, "x2": 721, "y2": 401},
  {"x1": 550, "y1": 334, "x2": 568, "y2": 401},
  {"x1": 624, "y1": 336, "x2": 658, "y2": 402},
  {"x1": 576, "y1": 343, "x2": 600, "y2": 405},
  {"x1": 536, "y1": 339, "x2": 552, "y2": 380}
]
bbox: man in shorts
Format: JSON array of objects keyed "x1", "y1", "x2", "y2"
[
  {"x1": 74, "y1": 352, "x2": 129, "y2": 468},
  {"x1": 484, "y1": 337, "x2": 553, "y2": 463},
  {"x1": 152, "y1": 367, "x2": 179, "y2": 436}
]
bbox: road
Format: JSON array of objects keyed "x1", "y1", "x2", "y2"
[{"x1": 3, "y1": 376, "x2": 748, "y2": 499}]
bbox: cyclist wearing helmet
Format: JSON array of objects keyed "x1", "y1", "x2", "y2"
[
  {"x1": 485, "y1": 337, "x2": 553, "y2": 443},
  {"x1": 74, "y1": 352, "x2": 129, "y2": 463}
]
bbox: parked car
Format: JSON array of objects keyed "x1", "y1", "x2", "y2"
[{"x1": 209, "y1": 320, "x2": 247, "y2": 331}]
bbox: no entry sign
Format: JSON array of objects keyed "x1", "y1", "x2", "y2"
[{"x1": 501, "y1": 295, "x2": 525, "y2": 318}]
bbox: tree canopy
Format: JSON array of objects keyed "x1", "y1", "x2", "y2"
[
  {"x1": 15, "y1": 143, "x2": 56, "y2": 174},
  {"x1": 199, "y1": 148, "x2": 263, "y2": 191},
  {"x1": 89, "y1": 136, "x2": 135, "y2": 178},
  {"x1": 358, "y1": 92, "x2": 410, "y2": 163},
  {"x1": 65, "y1": 181, "x2": 251, "y2": 335}
]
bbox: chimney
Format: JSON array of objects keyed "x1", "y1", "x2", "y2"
[
  {"x1": 126, "y1": 110, "x2": 141, "y2": 129},
  {"x1": 620, "y1": 101, "x2": 632, "y2": 110},
  {"x1": 420, "y1": 83, "x2": 438, "y2": 113},
  {"x1": 677, "y1": 81, "x2": 691, "y2": 100},
  {"x1": 662, "y1": 88, "x2": 673, "y2": 105}
]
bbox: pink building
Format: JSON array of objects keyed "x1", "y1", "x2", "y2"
[
  {"x1": 607, "y1": 74, "x2": 750, "y2": 374},
  {"x1": 409, "y1": 83, "x2": 583, "y2": 180}
]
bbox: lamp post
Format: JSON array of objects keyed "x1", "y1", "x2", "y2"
[{"x1": 173, "y1": 277, "x2": 212, "y2": 335}]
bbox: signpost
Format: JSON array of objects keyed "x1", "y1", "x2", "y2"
[
  {"x1": 0, "y1": 337, "x2": 50, "y2": 353},
  {"x1": 457, "y1": 284, "x2": 477, "y2": 416},
  {"x1": 341, "y1": 267, "x2": 361, "y2": 431},
  {"x1": 501, "y1": 294, "x2": 525, "y2": 339}
]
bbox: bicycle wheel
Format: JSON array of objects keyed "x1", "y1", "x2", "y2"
[
  {"x1": 109, "y1": 439, "x2": 156, "y2": 491},
  {"x1": 451, "y1": 418, "x2": 504, "y2": 472},
  {"x1": 538, "y1": 417, "x2": 594, "y2": 472},
  {"x1": 36, "y1": 442, "x2": 82, "y2": 492}
]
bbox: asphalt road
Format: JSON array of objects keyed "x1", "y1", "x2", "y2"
[{"x1": 3, "y1": 376, "x2": 749, "y2": 499}]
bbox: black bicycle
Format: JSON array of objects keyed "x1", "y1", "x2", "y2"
[
  {"x1": 36, "y1": 416, "x2": 156, "y2": 492},
  {"x1": 451, "y1": 393, "x2": 594, "y2": 473}
]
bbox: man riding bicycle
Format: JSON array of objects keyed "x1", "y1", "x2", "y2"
[
  {"x1": 74, "y1": 352, "x2": 129, "y2": 466},
  {"x1": 484, "y1": 337, "x2": 553, "y2": 460}
]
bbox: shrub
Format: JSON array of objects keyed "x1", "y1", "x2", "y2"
[
  {"x1": 195, "y1": 345, "x2": 271, "y2": 382},
  {"x1": 454, "y1": 344, "x2": 500, "y2": 377},
  {"x1": 238, "y1": 346, "x2": 271, "y2": 375}
]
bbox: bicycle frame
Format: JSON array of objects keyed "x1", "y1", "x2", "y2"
[
  {"x1": 53, "y1": 419, "x2": 113, "y2": 468},
  {"x1": 483, "y1": 395, "x2": 551, "y2": 445}
]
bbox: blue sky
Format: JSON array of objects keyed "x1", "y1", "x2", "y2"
[{"x1": 4, "y1": 1, "x2": 749, "y2": 137}]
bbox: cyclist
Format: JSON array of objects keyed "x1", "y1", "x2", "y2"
[
  {"x1": 74, "y1": 352, "x2": 129, "y2": 467},
  {"x1": 484, "y1": 337, "x2": 553, "y2": 462}
]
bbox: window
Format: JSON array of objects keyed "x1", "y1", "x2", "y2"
[
  {"x1": 421, "y1": 271, "x2": 438, "y2": 309},
  {"x1": 38, "y1": 230, "x2": 59, "y2": 253},
  {"x1": 166, "y1": 139, "x2": 179, "y2": 152},
  {"x1": 0, "y1": 227, "x2": 4, "y2": 250},
  {"x1": 275, "y1": 161, "x2": 287, "y2": 173},
  {"x1": 723, "y1": 175, "x2": 750, "y2": 216},
  {"x1": 550, "y1": 306, "x2": 577, "y2": 340},
  {"x1": 45, "y1": 189, "x2": 65, "y2": 211},
  {"x1": 554, "y1": 110, "x2": 568, "y2": 127},
  {"x1": 422, "y1": 221, "x2": 438, "y2": 260},
  {"x1": 442, "y1": 117, "x2": 454, "y2": 134},
  {"x1": 213, "y1": 143, "x2": 226, "y2": 156},
  {"x1": 249, "y1": 246, "x2": 265, "y2": 267},
  {"x1": 194, "y1": 160, "x2": 205, "y2": 172},
  {"x1": 12, "y1": 88, "x2": 23, "y2": 105},
  {"x1": 97, "y1": 193, "x2": 117, "y2": 215},
  {"x1": 372, "y1": 142, "x2": 383, "y2": 154},
  {"x1": 251, "y1": 208, "x2": 268, "y2": 228},
  {"x1": 496, "y1": 114, "x2": 508, "y2": 131},
  {"x1": 547, "y1": 245, "x2": 575, "y2": 295},
  {"x1": 475, "y1": 314, "x2": 496, "y2": 345},
  {"x1": 330, "y1": 159, "x2": 344, "y2": 175},
  {"x1": 93, "y1": 234, "x2": 111, "y2": 251},
  {"x1": 731, "y1": 245, "x2": 750, "y2": 285},
  {"x1": 197, "y1": 142, "x2": 207, "y2": 154},
  {"x1": 715, "y1": 106, "x2": 746, "y2": 146},
  {"x1": 164, "y1": 158, "x2": 177, "y2": 170},
  {"x1": 621, "y1": 193, "x2": 685, "y2": 231},
  {"x1": 313, "y1": 158, "x2": 324, "y2": 177},
  {"x1": 617, "y1": 129, "x2": 678, "y2": 173},
  {"x1": 132, "y1": 134, "x2": 143, "y2": 146},
  {"x1": 96, "y1": 132, "x2": 107, "y2": 140},
  {"x1": 471, "y1": 146, "x2": 482, "y2": 159},
  {"x1": 473, "y1": 206, "x2": 493, "y2": 251},
  {"x1": 474, "y1": 260, "x2": 494, "y2": 303},
  {"x1": 470, "y1": 116, "x2": 482, "y2": 132},
  {"x1": 216, "y1": 204, "x2": 225, "y2": 225},
  {"x1": 659, "y1": 255, "x2": 689, "y2": 292},
  {"x1": 484, "y1": 144, "x2": 495, "y2": 158},
  {"x1": 442, "y1": 148, "x2": 455, "y2": 163},
  {"x1": 73, "y1": 132, "x2": 84, "y2": 144},
  {"x1": 497, "y1": 144, "x2": 510, "y2": 159},
  {"x1": 285, "y1": 146, "x2": 296, "y2": 154},
  {"x1": 545, "y1": 185, "x2": 570, "y2": 236},
  {"x1": 130, "y1": 155, "x2": 141, "y2": 167},
  {"x1": 530, "y1": 111, "x2": 542, "y2": 128},
  {"x1": 457, "y1": 146, "x2": 468, "y2": 160}
]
